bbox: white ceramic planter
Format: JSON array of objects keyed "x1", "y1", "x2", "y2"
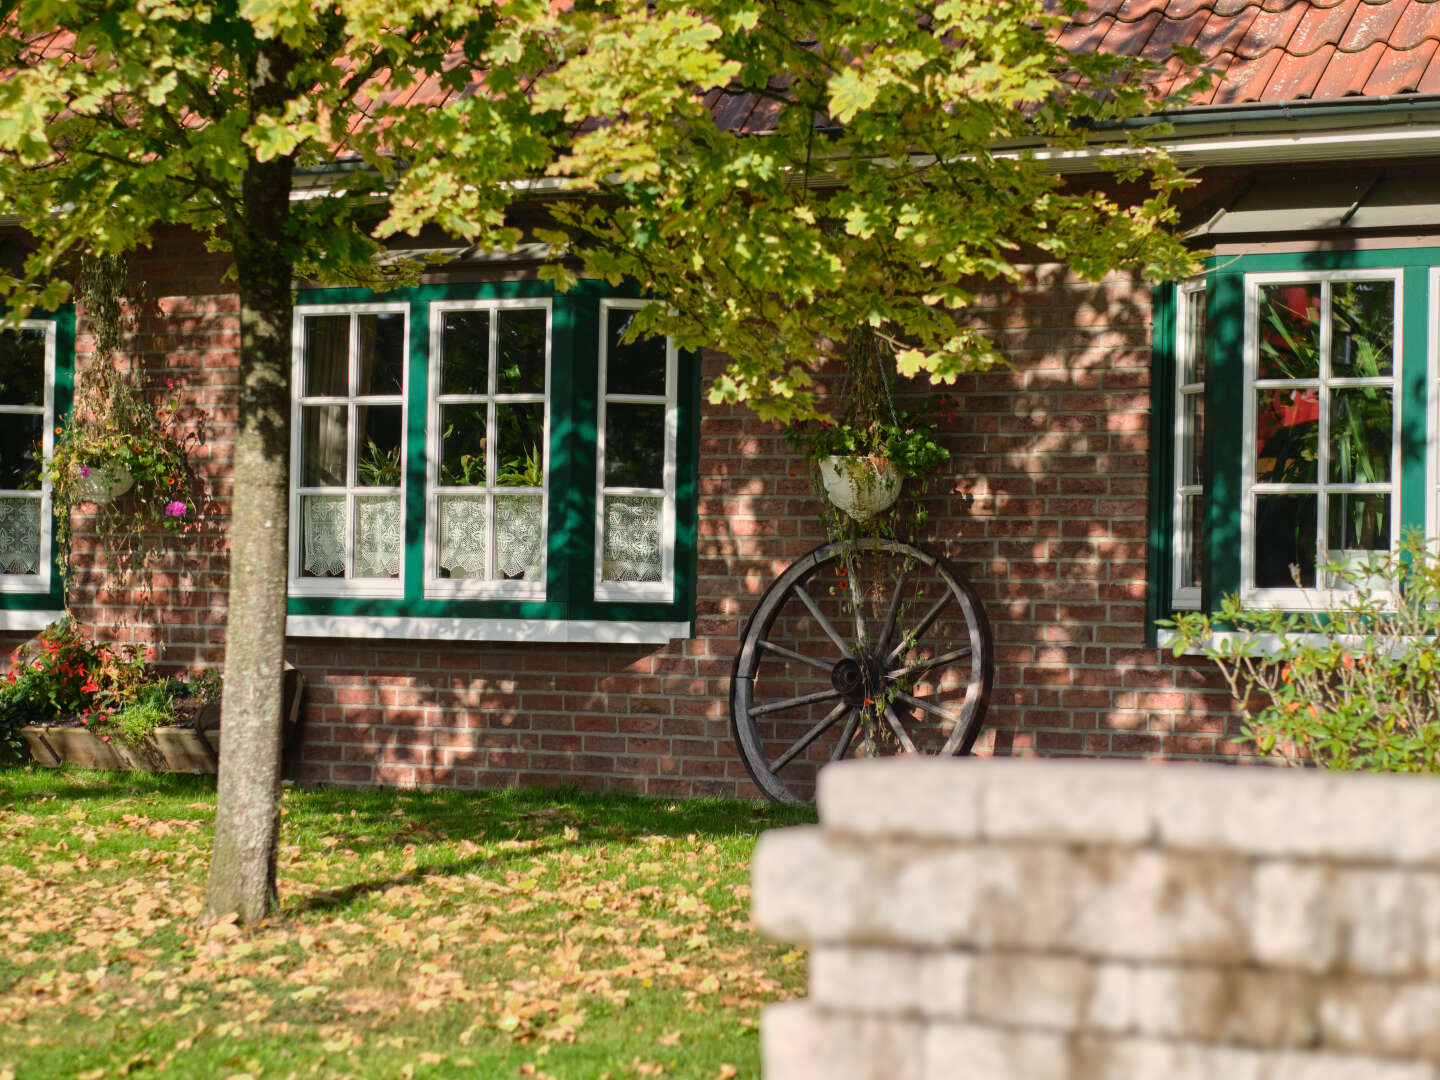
[
  {"x1": 818, "y1": 455, "x2": 902, "y2": 521},
  {"x1": 74, "y1": 463, "x2": 134, "y2": 503}
]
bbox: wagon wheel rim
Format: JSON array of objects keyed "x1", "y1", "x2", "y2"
[{"x1": 730, "y1": 538, "x2": 994, "y2": 804}]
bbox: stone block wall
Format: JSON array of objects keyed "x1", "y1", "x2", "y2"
[{"x1": 754, "y1": 758, "x2": 1440, "y2": 1079}]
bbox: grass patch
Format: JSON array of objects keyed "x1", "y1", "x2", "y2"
[{"x1": 0, "y1": 767, "x2": 815, "y2": 1079}]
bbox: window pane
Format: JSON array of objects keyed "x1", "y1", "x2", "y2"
[
  {"x1": 1254, "y1": 494, "x2": 1317, "y2": 589},
  {"x1": 1182, "y1": 393, "x2": 1204, "y2": 487},
  {"x1": 356, "y1": 313, "x2": 404, "y2": 395},
  {"x1": 603, "y1": 494, "x2": 663, "y2": 582},
  {"x1": 303, "y1": 316, "x2": 349, "y2": 396},
  {"x1": 0, "y1": 414, "x2": 43, "y2": 490},
  {"x1": 496, "y1": 403, "x2": 544, "y2": 487},
  {"x1": 301, "y1": 405, "x2": 348, "y2": 487},
  {"x1": 494, "y1": 494, "x2": 543, "y2": 580},
  {"x1": 607, "y1": 309, "x2": 666, "y2": 395},
  {"x1": 354, "y1": 495, "x2": 401, "y2": 578},
  {"x1": 605, "y1": 403, "x2": 665, "y2": 488},
  {"x1": 1328, "y1": 492, "x2": 1389, "y2": 553},
  {"x1": 497, "y1": 309, "x2": 546, "y2": 394},
  {"x1": 0, "y1": 495, "x2": 40, "y2": 574},
  {"x1": 1183, "y1": 289, "x2": 1206, "y2": 385},
  {"x1": 1257, "y1": 283, "x2": 1320, "y2": 380},
  {"x1": 437, "y1": 494, "x2": 488, "y2": 578},
  {"x1": 1329, "y1": 387, "x2": 1391, "y2": 484},
  {"x1": 0, "y1": 329, "x2": 45, "y2": 406},
  {"x1": 301, "y1": 494, "x2": 346, "y2": 577},
  {"x1": 1255, "y1": 389, "x2": 1317, "y2": 484},
  {"x1": 356, "y1": 405, "x2": 402, "y2": 487},
  {"x1": 1182, "y1": 494, "x2": 1203, "y2": 591},
  {"x1": 1331, "y1": 280, "x2": 1394, "y2": 378},
  {"x1": 441, "y1": 311, "x2": 490, "y2": 395},
  {"x1": 440, "y1": 404, "x2": 487, "y2": 486}
]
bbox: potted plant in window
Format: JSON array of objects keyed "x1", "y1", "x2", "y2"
[{"x1": 43, "y1": 253, "x2": 201, "y2": 571}]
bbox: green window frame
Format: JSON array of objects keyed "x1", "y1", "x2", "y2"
[
  {"x1": 1148, "y1": 248, "x2": 1434, "y2": 642},
  {"x1": 285, "y1": 281, "x2": 700, "y2": 643},
  {"x1": 0, "y1": 310, "x2": 73, "y2": 629}
]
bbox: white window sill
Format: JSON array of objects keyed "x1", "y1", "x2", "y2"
[
  {"x1": 1158, "y1": 627, "x2": 1400, "y2": 659},
  {"x1": 286, "y1": 614, "x2": 691, "y2": 644},
  {"x1": 0, "y1": 609, "x2": 65, "y2": 632}
]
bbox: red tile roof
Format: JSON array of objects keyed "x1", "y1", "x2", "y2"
[{"x1": 1087, "y1": 0, "x2": 1440, "y2": 104}]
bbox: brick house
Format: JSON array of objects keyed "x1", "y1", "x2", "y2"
[{"x1": 3, "y1": 0, "x2": 1439, "y2": 796}]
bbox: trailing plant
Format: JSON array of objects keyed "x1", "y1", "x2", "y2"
[
  {"x1": 43, "y1": 253, "x2": 202, "y2": 579},
  {"x1": 497, "y1": 443, "x2": 543, "y2": 487},
  {"x1": 1161, "y1": 530, "x2": 1440, "y2": 772}
]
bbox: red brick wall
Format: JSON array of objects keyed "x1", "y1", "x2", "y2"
[{"x1": 2, "y1": 237, "x2": 1249, "y2": 795}]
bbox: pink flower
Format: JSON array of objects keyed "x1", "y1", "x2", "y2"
[
  {"x1": 164, "y1": 501, "x2": 186, "y2": 518},
  {"x1": 79, "y1": 465, "x2": 91, "y2": 478}
]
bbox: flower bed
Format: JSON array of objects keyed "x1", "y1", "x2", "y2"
[{"x1": 2, "y1": 617, "x2": 225, "y2": 773}]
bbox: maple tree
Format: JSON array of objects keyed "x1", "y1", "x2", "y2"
[{"x1": 0, "y1": 0, "x2": 1200, "y2": 922}]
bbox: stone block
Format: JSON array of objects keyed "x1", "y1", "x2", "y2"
[
  {"x1": 1130, "y1": 967, "x2": 1318, "y2": 1047},
  {"x1": 817, "y1": 758, "x2": 981, "y2": 841},
  {"x1": 1320, "y1": 979, "x2": 1440, "y2": 1061},
  {"x1": 762, "y1": 1001, "x2": 923, "y2": 1080},
  {"x1": 924, "y1": 1021, "x2": 1071, "y2": 1079},
  {"x1": 752, "y1": 827, "x2": 878, "y2": 944}
]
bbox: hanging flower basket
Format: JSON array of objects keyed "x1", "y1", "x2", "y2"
[
  {"x1": 818, "y1": 455, "x2": 903, "y2": 522},
  {"x1": 72, "y1": 462, "x2": 134, "y2": 504}
]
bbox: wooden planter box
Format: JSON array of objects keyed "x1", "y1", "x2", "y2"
[
  {"x1": 19, "y1": 666, "x2": 304, "y2": 775},
  {"x1": 21, "y1": 722, "x2": 220, "y2": 773}
]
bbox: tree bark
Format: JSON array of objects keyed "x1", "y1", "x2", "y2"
[{"x1": 204, "y1": 38, "x2": 297, "y2": 925}]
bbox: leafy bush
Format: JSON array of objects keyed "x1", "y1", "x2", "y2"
[{"x1": 1162, "y1": 531, "x2": 1440, "y2": 771}]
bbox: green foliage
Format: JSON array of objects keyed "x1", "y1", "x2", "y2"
[
  {"x1": 1161, "y1": 531, "x2": 1440, "y2": 771},
  {"x1": 2, "y1": 617, "x2": 215, "y2": 745},
  {"x1": 786, "y1": 407, "x2": 950, "y2": 480},
  {"x1": 497, "y1": 442, "x2": 543, "y2": 488},
  {"x1": 356, "y1": 438, "x2": 402, "y2": 487}
]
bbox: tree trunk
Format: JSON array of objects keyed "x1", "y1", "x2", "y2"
[{"x1": 204, "y1": 39, "x2": 298, "y2": 925}]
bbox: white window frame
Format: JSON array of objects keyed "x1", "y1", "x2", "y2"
[
  {"x1": 1240, "y1": 268, "x2": 1403, "y2": 607},
  {"x1": 0, "y1": 319, "x2": 56, "y2": 596},
  {"x1": 1172, "y1": 281, "x2": 1205, "y2": 611},
  {"x1": 1429, "y1": 266, "x2": 1440, "y2": 546},
  {"x1": 593, "y1": 299, "x2": 677, "y2": 602},
  {"x1": 424, "y1": 298, "x2": 551, "y2": 600},
  {"x1": 288, "y1": 302, "x2": 409, "y2": 598}
]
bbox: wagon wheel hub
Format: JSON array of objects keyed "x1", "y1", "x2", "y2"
[{"x1": 829, "y1": 654, "x2": 885, "y2": 706}]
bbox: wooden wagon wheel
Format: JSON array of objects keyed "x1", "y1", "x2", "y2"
[{"x1": 730, "y1": 538, "x2": 994, "y2": 804}]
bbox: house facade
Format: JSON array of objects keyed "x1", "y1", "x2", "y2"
[{"x1": 4, "y1": 0, "x2": 1440, "y2": 794}]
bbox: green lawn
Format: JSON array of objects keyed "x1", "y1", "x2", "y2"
[{"x1": 0, "y1": 767, "x2": 815, "y2": 1079}]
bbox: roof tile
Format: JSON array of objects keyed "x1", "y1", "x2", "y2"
[
  {"x1": 1390, "y1": 0, "x2": 1440, "y2": 49},
  {"x1": 1312, "y1": 37, "x2": 1388, "y2": 93},
  {"x1": 1141, "y1": 7, "x2": 1213, "y2": 58},
  {"x1": 1287, "y1": 0, "x2": 1363, "y2": 55},
  {"x1": 1337, "y1": 0, "x2": 1407, "y2": 51},
  {"x1": 1116, "y1": 0, "x2": 1172, "y2": 18},
  {"x1": 1213, "y1": 0, "x2": 1262, "y2": 16},
  {"x1": 1235, "y1": 5, "x2": 1309, "y2": 59},
  {"x1": 1214, "y1": 44, "x2": 1286, "y2": 99},
  {"x1": 1101, "y1": 10, "x2": 1165, "y2": 54},
  {"x1": 1194, "y1": 5, "x2": 1263, "y2": 57},
  {"x1": 1056, "y1": 14, "x2": 1117, "y2": 53},
  {"x1": 1263, "y1": 0, "x2": 1348, "y2": 8},
  {"x1": 1363, "y1": 35, "x2": 1440, "y2": 91},
  {"x1": 1069, "y1": 0, "x2": 1126, "y2": 25},
  {"x1": 1156, "y1": 0, "x2": 1217, "y2": 16},
  {"x1": 1261, "y1": 42, "x2": 1337, "y2": 98},
  {"x1": 1418, "y1": 36, "x2": 1440, "y2": 88}
]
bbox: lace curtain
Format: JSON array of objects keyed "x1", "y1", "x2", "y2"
[
  {"x1": 302, "y1": 494, "x2": 400, "y2": 578},
  {"x1": 438, "y1": 494, "x2": 543, "y2": 581},
  {"x1": 438, "y1": 495, "x2": 488, "y2": 578},
  {"x1": 496, "y1": 495, "x2": 543, "y2": 581},
  {"x1": 0, "y1": 496, "x2": 39, "y2": 575},
  {"x1": 602, "y1": 495, "x2": 662, "y2": 582}
]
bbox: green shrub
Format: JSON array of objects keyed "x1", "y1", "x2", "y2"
[{"x1": 1162, "y1": 530, "x2": 1440, "y2": 771}]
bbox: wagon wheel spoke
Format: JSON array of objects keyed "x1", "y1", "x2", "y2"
[
  {"x1": 886, "y1": 592, "x2": 952, "y2": 664},
  {"x1": 881, "y1": 704, "x2": 919, "y2": 754},
  {"x1": 887, "y1": 645, "x2": 973, "y2": 683},
  {"x1": 794, "y1": 583, "x2": 851, "y2": 657},
  {"x1": 844, "y1": 560, "x2": 868, "y2": 645},
  {"x1": 876, "y1": 571, "x2": 908, "y2": 656},
  {"x1": 759, "y1": 639, "x2": 833, "y2": 673},
  {"x1": 892, "y1": 689, "x2": 972, "y2": 756},
  {"x1": 830, "y1": 710, "x2": 861, "y2": 761},
  {"x1": 749, "y1": 686, "x2": 845, "y2": 717},
  {"x1": 773, "y1": 703, "x2": 853, "y2": 772}
]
